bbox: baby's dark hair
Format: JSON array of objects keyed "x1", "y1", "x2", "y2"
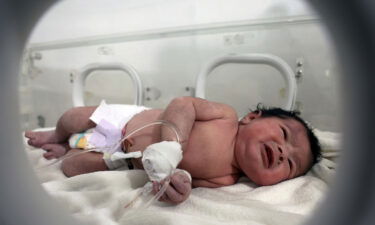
[{"x1": 251, "y1": 104, "x2": 322, "y2": 165}]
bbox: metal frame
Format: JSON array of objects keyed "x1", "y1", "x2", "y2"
[
  {"x1": 28, "y1": 16, "x2": 319, "y2": 52},
  {"x1": 73, "y1": 62, "x2": 143, "y2": 106},
  {"x1": 195, "y1": 53, "x2": 297, "y2": 110}
]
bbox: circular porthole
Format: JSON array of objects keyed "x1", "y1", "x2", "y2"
[{"x1": 0, "y1": 1, "x2": 374, "y2": 224}]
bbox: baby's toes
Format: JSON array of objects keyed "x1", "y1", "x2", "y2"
[
  {"x1": 41, "y1": 144, "x2": 53, "y2": 151},
  {"x1": 43, "y1": 152, "x2": 57, "y2": 160},
  {"x1": 24, "y1": 131, "x2": 35, "y2": 139},
  {"x1": 25, "y1": 133, "x2": 43, "y2": 148},
  {"x1": 42, "y1": 144, "x2": 67, "y2": 157},
  {"x1": 27, "y1": 139, "x2": 34, "y2": 146},
  {"x1": 27, "y1": 139, "x2": 40, "y2": 148}
]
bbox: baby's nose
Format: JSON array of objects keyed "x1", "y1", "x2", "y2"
[{"x1": 277, "y1": 146, "x2": 285, "y2": 163}]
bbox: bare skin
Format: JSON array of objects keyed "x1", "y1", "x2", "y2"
[{"x1": 25, "y1": 97, "x2": 313, "y2": 204}]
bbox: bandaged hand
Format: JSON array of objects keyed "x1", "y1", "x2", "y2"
[
  {"x1": 142, "y1": 141, "x2": 183, "y2": 181},
  {"x1": 152, "y1": 170, "x2": 192, "y2": 204},
  {"x1": 142, "y1": 141, "x2": 191, "y2": 204}
]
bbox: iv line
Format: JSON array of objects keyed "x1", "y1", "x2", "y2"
[
  {"x1": 36, "y1": 119, "x2": 181, "y2": 169},
  {"x1": 35, "y1": 119, "x2": 183, "y2": 212}
]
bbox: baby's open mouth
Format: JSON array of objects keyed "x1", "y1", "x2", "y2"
[{"x1": 264, "y1": 144, "x2": 274, "y2": 168}]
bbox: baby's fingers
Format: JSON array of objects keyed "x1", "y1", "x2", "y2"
[
  {"x1": 164, "y1": 185, "x2": 185, "y2": 203},
  {"x1": 152, "y1": 181, "x2": 162, "y2": 194},
  {"x1": 170, "y1": 173, "x2": 191, "y2": 194}
]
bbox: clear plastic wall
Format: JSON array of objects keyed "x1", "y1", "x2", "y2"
[{"x1": 19, "y1": 0, "x2": 340, "y2": 132}]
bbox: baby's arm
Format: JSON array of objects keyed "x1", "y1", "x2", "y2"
[
  {"x1": 153, "y1": 173, "x2": 238, "y2": 204},
  {"x1": 192, "y1": 174, "x2": 239, "y2": 188},
  {"x1": 160, "y1": 96, "x2": 235, "y2": 147},
  {"x1": 148, "y1": 97, "x2": 235, "y2": 203}
]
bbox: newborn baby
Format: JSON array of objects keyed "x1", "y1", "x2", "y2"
[{"x1": 26, "y1": 97, "x2": 321, "y2": 204}]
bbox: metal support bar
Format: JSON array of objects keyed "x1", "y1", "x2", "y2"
[
  {"x1": 28, "y1": 16, "x2": 319, "y2": 52},
  {"x1": 194, "y1": 53, "x2": 297, "y2": 110},
  {"x1": 73, "y1": 62, "x2": 143, "y2": 106}
]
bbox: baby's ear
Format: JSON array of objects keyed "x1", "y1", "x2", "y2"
[{"x1": 240, "y1": 112, "x2": 261, "y2": 124}]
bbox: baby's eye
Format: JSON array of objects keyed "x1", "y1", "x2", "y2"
[
  {"x1": 288, "y1": 159, "x2": 293, "y2": 170},
  {"x1": 281, "y1": 127, "x2": 287, "y2": 140}
]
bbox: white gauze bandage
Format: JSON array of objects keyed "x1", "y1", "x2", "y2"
[{"x1": 142, "y1": 141, "x2": 183, "y2": 182}]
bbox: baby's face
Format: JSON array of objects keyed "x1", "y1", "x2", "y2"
[{"x1": 235, "y1": 114, "x2": 313, "y2": 186}]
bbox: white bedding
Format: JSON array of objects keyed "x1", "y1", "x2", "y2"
[{"x1": 24, "y1": 129, "x2": 339, "y2": 225}]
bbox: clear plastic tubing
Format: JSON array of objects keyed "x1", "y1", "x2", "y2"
[
  {"x1": 37, "y1": 120, "x2": 182, "y2": 213},
  {"x1": 38, "y1": 120, "x2": 181, "y2": 168}
]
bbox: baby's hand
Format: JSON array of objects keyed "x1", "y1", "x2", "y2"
[{"x1": 152, "y1": 170, "x2": 192, "y2": 204}]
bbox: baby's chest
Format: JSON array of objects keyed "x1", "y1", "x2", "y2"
[{"x1": 179, "y1": 122, "x2": 237, "y2": 178}]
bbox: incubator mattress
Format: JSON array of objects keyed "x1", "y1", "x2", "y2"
[{"x1": 24, "y1": 128, "x2": 338, "y2": 225}]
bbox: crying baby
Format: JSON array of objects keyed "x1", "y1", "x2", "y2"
[{"x1": 25, "y1": 97, "x2": 321, "y2": 204}]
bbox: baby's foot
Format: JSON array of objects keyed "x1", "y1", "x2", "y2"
[
  {"x1": 25, "y1": 130, "x2": 58, "y2": 148},
  {"x1": 41, "y1": 143, "x2": 68, "y2": 160}
]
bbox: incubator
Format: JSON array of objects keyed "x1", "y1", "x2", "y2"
[
  {"x1": 21, "y1": 1, "x2": 340, "y2": 224},
  {"x1": 5, "y1": 0, "x2": 375, "y2": 225}
]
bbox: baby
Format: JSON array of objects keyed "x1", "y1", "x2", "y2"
[{"x1": 25, "y1": 97, "x2": 321, "y2": 204}]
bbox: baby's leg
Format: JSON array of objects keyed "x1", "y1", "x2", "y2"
[
  {"x1": 61, "y1": 149, "x2": 108, "y2": 177},
  {"x1": 25, "y1": 106, "x2": 98, "y2": 148},
  {"x1": 25, "y1": 130, "x2": 58, "y2": 148},
  {"x1": 41, "y1": 143, "x2": 69, "y2": 160}
]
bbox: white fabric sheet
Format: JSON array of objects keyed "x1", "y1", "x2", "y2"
[{"x1": 23, "y1": 128, "x2": 339, "y2": 225}]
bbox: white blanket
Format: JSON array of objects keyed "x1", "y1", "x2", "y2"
[{"x1": 24, "y1": 129, "x2": 339, "y2": 225}]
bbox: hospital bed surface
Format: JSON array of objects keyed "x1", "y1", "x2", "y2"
[{"x1": 24, "y1": 129, "x2": 338, "y2": 225}]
